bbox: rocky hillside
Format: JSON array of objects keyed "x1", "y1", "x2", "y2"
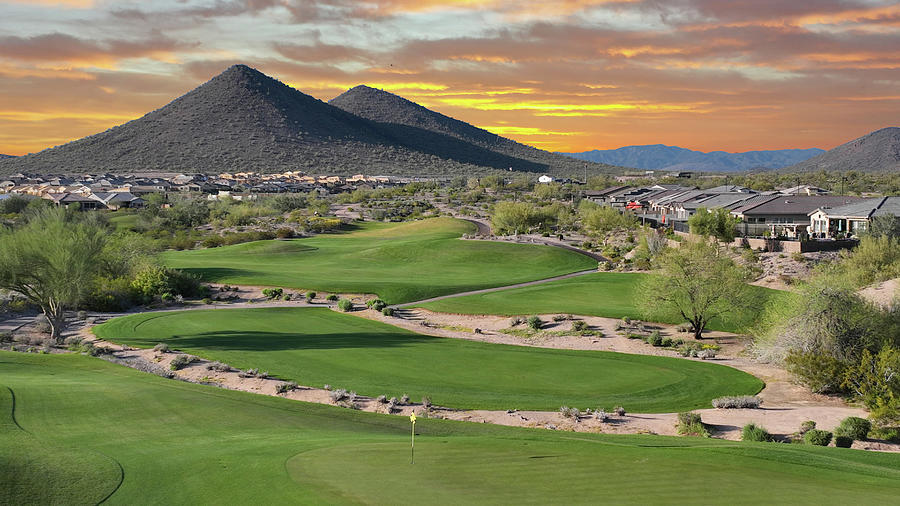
[
  {"x1": 0, "y1": 65, "x2": 617, "y2": 177},
  {"x1": 562, "y1": 144, "x2": 824, "y2": 172},
  {"x1": 786, "y1": 127, "x2": 900, "y2": 173},
  {"x1": 330, "y1": 85, "x2": 617, "y2": 174}
]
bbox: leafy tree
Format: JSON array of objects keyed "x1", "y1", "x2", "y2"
[
  {"x1": 688, "y1": 207, "x2": 739, "y2": 243},
  {"x1": 639, "y1": 240, "x2": 751, "y2": 339},
  {"x1": 578, "y1": 201, "x2": 636, "y2": 238},
  {"x1": 491, "y1": 201, "x2": 540, "y2": 235},
  {"x1": 0, "y1": 208, "x2": 106, "y2": 340}
]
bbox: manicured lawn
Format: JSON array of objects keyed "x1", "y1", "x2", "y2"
[
  {"x1": 106, "y1": 212, "x2": 140, "y2": 232},
  {"x1": 418, "y1": 272, "x2": 793, "y2": 333},
  {"x1": 161, "y1": 217, "x2": 597, "y2": 304},
  {"x1": 4, "y1": 352, "x2": 900, "y2": 505},
  {"x1": 94, "y1": 307, "x2": 762, "y2": 412}
]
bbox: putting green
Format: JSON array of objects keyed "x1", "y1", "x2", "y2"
[
  {"x1": 418, "y1": 272, "x2": 792, "y2": 333},
  {"x1": 3, "y1": 352, "x2": 900, "y2": 504},
  {"x1": 161, "y1": 217, "x2": 597, "y2": 304},
  {"x1": 94, "y1": 307, "x2": 762, "y2": 412}
]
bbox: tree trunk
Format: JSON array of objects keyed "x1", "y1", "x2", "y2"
[
  {"x1": 44, "y1": 307, "x2": 66, "y2": 343},
  {"x1": 692, "y1": 321, "x2": 704, "y2": 340}
]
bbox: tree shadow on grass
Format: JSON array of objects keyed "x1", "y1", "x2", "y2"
[{"x1": 156, "y1": 330, "x2": 435, "y2": 352}]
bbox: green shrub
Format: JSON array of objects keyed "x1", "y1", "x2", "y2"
[
  {"x1": 676, "y1": 412, "x2": 709, "y2": 437},
  {"x1": 275, "y1": 227, "x2": 295, "y2": 239},
  {"x1": 869, "y1": 426, "x2": 900, "y2": 443},
  {"x1": 741, "y1": 423, "x2": 771, "y2": 442},
  {"x1": 803, "y1": 429, "x2": 833, "y2": 446},
  {"x1": 337, "y1": 298, "x2": 353, "y2": 312},
  {"x1": 784, "y1": 350, "x2": 847, "y2": 394},
  {"x1": 306, "y1": 292, "x2": 316, "y2": 301},
  {"x1": 153, "y1": 343, "x2": 170, "y2": 353},
  {"x1": 262, "y1": 288, "x2": 283, "y2": 300},
  {"x1": 836, "y1": 417, "x2": 871, "y2": 440},
  {"x1": 834, "y1": 435, "x2": 853, "y2": 448},
  {"x1": 799, "y1": 420, "x2": 817, "y2": 434},
  {"x1": 382, "y1": 307, "x2": 395, "y2": 317},
  {"x1": 647, "y1": 331, "x2": 663, "y2": 347},
  {"x1": 571, "y1": 320, "x2": 588, "y2": 332},
  {"x1": 527, "y1": 315, "x2": 542, "y2": 330},
  {"x1": 326, "y1": 294, "x2": 339, "y2": 301}
]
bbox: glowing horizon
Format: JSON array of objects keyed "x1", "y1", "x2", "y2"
[{"x1": 0, "y1": 0, "x2": 897, "y2": 156}]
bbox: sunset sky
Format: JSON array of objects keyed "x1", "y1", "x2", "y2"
[{"x1": 0, "y1": 0, "x2": 898, "y2": 156}]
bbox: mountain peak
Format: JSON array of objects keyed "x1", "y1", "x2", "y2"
[{"x1": 787, "y1": 126, "x2": 900, "y2": 173}]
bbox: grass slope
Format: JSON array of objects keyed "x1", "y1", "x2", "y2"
[
  {"x1": 161, "y1": 218, "x2": 597, "y2": 304},
  {"x1": 419, "y1": 272, "x2": 792, "y2": 333},
  {"x1": 3, "y1": 352, "x2": 900, "y2": 504},
  {"x1": 94, "y1": 307, "x2": 762, "y2": 412}
]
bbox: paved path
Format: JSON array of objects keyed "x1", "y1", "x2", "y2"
[{"x1": 391, "y1": 269, "x2": 598, "y2": 309}]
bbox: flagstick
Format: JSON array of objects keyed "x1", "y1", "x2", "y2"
[{"x1": 410, "y1": 412, "x2": 417, "y2": 464}]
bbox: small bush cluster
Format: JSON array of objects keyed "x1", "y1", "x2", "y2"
[
  {"x1": 614, "y1": 406, "x2": 626, "y2": 416},
  {"x1": 306, "y1": 292, "x2": 317, "y2": 301},
  {"x1": 366, "y1": 299, "x2": 387, "y2": 311},
  {"x1": 594, "y1": 409, "x2": 609, "y2": 422},
  {"x1": 804, "y1": 429, "x2": 833, "y2": 446},
  {"x1": 679, "y1": 342, "x2": 720, "y2": 358},
  {"x1": 153, "y1": 342, "x2": 170, "y2": 353},
  {"x1": 169, "y1": 354, "x2": 196, "y2": 371},
  {"x1": 869, "y1": 426, "x2": 900, "y2": 443},
  {"x1": 509, "y1": 316, "x2": 525, "y2": 327},
  {"x1": 400, "y1": 394, "x2": 410, "y2": 404},
  {"x1": 526, "y1": 315, "x2": 543, "y2": 330},
  {"x1": 741, "y1": 423, "x2": 771, "y2": 442},
  {"x1": 571, "y1": 320, "x2": 588, "y2": 332},
  {"x1": 711, "y1": 396, "x2": 762, "y2": 409},
  {"x1": 835, "y1": 416, "x2": 871, "y2": 441},
  {"x1": 262, "y1": 288, "x2": 283, "y2": 300},
  {"x1": 559, "y1": 406, "x2": 581, "y2": 419},
  {"x1": 329, "y1": 389, "x2": 349, "y2": 403},
  {"x1": 206, "y1": 361, "x2": 232, "y2": 372},
  {"x1": 677, "y1": 412, "x2": 710, "y2": 437},
  {"x1": 276, "y1": 382, "x2": 298, "y2": 394},
  {"x1": 337, "y1": 298, "x2": 354, "y2": 312},
  {"x1": 325, "y1": 294, "x2": 338, "y2": 301}
]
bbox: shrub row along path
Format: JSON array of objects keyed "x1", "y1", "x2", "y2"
[{"x1": 51, "y1": 292, "x2": 890, "y2": 451}]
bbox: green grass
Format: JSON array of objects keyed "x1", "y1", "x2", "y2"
[
  {"x1": 419, "y1": 272, "x2": 793, "y2": 333},
  {"x1": 4, "y1": 352, "x2": 900, "y2": 504},
  {"x1": 106, "y1": 212, "x2": 140, "y2": 232},
  {"x1": 161, "y1": 217, "x2": 596, "y2": 303},
  {"x1": 94, "y1": 307, "x2": 762, "y2": 412}
]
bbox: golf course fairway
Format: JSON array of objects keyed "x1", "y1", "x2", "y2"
[
  {"x1": 161, "y1": 217, "x2": 597, "y2": 304},
  {"x1": 94, "y1": 307, "x2": 762, "y2": 412},
  {"x1": 3, "y1": 352, "x2": 900, "y2": 505},
  {"x1": 418, "y1": 271, "x2": 792, "y2": 333}
]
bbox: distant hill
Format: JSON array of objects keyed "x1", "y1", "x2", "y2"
[
  {"x1": 0, "y1": 154, "x2": 14, "y2": 159},
  {"x1": 0, "y1": 65, "x2": 616, "y2": 177},
  {"x1": 785, "y1": 127, "x2": 900, "y2": 173},
  {"x1": 329, "y1": 85, "x2": 613, "y2": 175},
  {"x1": 561, "y1": 144, "x2": 824, "y2": 172}
]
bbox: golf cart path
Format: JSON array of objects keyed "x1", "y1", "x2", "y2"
[{"x1": 392, "y1": 269, "x2": 598, "y2": 309}]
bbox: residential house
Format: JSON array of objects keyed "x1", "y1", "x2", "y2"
[{"x1": 809, "y1": 197, "x2": 900, "y2": 238}]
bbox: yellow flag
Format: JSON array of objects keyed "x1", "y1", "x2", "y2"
[{"x1": 410, "y1": 413, "x2": 417, "y2": 424}]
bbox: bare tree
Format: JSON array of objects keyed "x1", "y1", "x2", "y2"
[{"x1": 0, "y1": 208, "x2": 106, "y2": 341}]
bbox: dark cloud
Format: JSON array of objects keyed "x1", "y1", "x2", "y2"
[{"x1": 0, "y1": 31, "x2": 184, "y2": 63}]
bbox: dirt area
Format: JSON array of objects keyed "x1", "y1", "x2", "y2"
[
  {"x1": 858, "y1": 278, "x2": 899, "y2": 309},
  {"x1": 48, "y1": 299, "x2": 892, "y2": 452},
  {"x1": 747, "y1": 251, "x2": 839, "y2": 290}
]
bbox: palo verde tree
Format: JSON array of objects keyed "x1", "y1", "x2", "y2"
[
  {"x1": 0, "y1": 207, "x2": 106, "y2": 341},
  {"x1": 639, "y1": 239, "x2": 751, "y2": 339}
]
